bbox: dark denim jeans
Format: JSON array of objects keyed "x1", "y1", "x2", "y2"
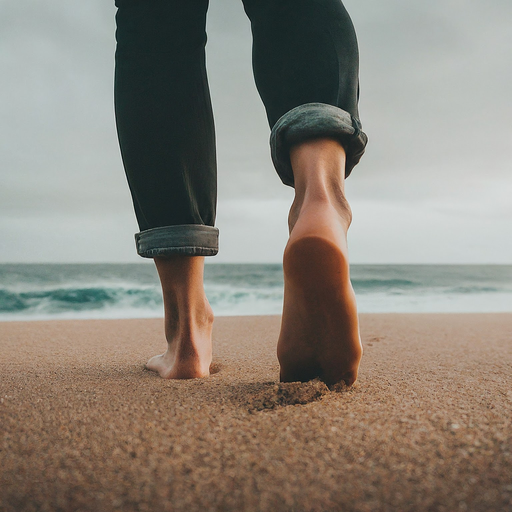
[{"x1": 114, "y1": 0, "x2": 367, "y2": 257}]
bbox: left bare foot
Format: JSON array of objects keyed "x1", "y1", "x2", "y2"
[
  {"x1": 145, "y1": 295, "x2": 214, "y2": 379},
  {"x1": 146, "y1": 256, "x2": 213, "y2": 379}
]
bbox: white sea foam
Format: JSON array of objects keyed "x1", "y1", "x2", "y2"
[{"x1": 0, "y1": 264, "x2": 511, "y2": 321}]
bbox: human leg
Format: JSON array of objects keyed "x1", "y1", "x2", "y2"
[
  {"x1": 114, "y1": 0, "x2": 215, "y2": 378},
  {"x1": 146, "y1": 256, "x2": 213, "y2": 379},
  {"x1": 243, "y1": 0, "x2": 366, "y2": 385},
  {"x1": 114, "y1": 0, "x2": 217, "y2": 252},
  {"x1": 242, "y1": 0, "x2": 367, "y2": 184},
  {"x1": 279, "y1": 139, "x2": 362, "y2": 386}
]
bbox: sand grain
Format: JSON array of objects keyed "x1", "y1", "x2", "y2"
[{"x1": 1, "y1": 314, "x2": 512, "y2": 511}]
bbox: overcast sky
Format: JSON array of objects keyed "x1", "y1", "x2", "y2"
[{"x1": 1, "y1": 0, "x2": 511, "y2": 263}]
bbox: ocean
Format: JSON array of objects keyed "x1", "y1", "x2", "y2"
[{"x1": 0, "y1": 264, "x2": 511, "y2": 321}]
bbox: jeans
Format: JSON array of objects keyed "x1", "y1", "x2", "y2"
[{"x1": 114, "y1": 0, "x2": 367, "y2": 257}]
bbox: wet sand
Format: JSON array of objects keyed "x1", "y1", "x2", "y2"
[{"x1": 1, "y1": 314, "x2": 512, "y2": 511}]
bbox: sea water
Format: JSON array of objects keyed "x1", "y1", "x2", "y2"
[{"x1": 0, "y1": 264, "x2": 511, "y2": 321}]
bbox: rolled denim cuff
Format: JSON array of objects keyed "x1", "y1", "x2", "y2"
[
  {"x1": 270, "y1": 102, "x2": 368, "y2": 187},
  {"x1": 135, "y1": 225, "x2": 219, "y2": 258}
]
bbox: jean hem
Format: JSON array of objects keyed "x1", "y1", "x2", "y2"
[
  {"x1": 135, "y1": 224, "x2": 219, "y2": 258},
  {"x1": 269, "y1": 102, "x2": 368, "y2": 187}
]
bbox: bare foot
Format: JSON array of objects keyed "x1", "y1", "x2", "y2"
[
  {"x1": 277, "y1": 139, "x2": 363, "y2": 386},
  {"x1": 146, "y1": 256, "x2": 214, "y2": 379},
  {"x1": 145, "y1": 297, "x2": 214, "y2": 379}
]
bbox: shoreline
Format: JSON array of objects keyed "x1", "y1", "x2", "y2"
[
  {"x1": 2, "y1": 314, "x2": 512, "y2": 511},
  {"x1": 2, "y1": 310, "x2": 512, "y2": 323}
]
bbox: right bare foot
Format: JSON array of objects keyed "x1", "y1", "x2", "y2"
[
  {"x1": 146, "y1": 256, "x2": 214, "y2": 379},
  {"x1": 277, "y1": 139, "x2": 363, "y2": 386}
]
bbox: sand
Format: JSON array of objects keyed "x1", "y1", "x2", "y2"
[{"x1": 1, "y1": 313, "x2": 512, "y2": 511}]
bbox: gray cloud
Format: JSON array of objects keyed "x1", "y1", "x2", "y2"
[{"x1": 0, "y1": 0, "x2": 510, "y2": 263}]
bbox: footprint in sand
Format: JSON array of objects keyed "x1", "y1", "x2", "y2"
[{"x1": 247, "y1": 379, "x2": 350, "y2": 412}]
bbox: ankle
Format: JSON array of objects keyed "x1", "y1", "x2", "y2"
[
  {"x1": 289, "y1": 188, "x2": 352, "y2": 233},
  {"x1": 164, "y1": 295, "x2": 214, "y2": 335},
  {"x1": 177, "y1": 304, "x2": 214, "y2": 338},
  {"x1": 288, "y1": 138, "x2": 352, "y2": 231}
]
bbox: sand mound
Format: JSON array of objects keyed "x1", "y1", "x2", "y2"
[{"x1": 247, "y1": 380, "x2": 329, "y2": 411}]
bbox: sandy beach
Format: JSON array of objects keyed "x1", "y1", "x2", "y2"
[{"x1": 1, "y1": 313, "x2": 511, "y2": 511}]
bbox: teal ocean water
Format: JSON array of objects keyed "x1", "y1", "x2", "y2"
[{"x1": 0, "y1": 264, "x2": 511, "y2": 321}]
